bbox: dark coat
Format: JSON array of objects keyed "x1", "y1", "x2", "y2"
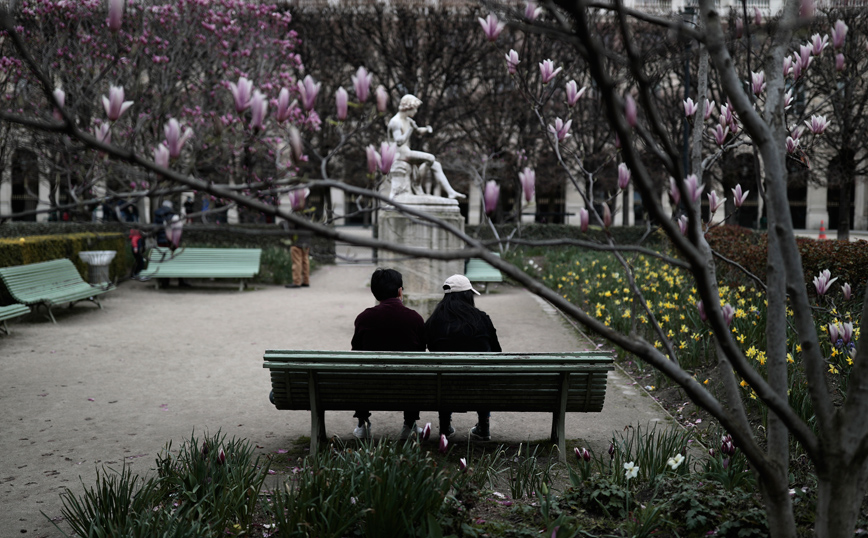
[{"x1": 351, "y1": 298, "x2": 425, "y2": 352}]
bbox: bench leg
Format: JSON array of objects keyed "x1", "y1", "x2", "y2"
[
  {"x1": 550, "y1": 373, "x2": 570, "y2": 464},
  {"x1": 308, "y1": 372, "x2": 327, "y2": 454},
  {"x1": 0, "y1": 320, "x2": 8, "y2": 335}
]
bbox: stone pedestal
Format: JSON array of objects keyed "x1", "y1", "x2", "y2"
[{"x1": 378, "y1": 196, "x2": 464, "y2": 318}]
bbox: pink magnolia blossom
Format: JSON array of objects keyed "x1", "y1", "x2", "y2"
[
  {"x1": 602, "y1": 203, "x2": 611, "y2": 229},
  {"x1": 548, "y1": 117, "x2": 571, "y2": 141},
  {"x1": 800, "y1": 0, "x2": 815, "y2": 18},
  {"x1": 811, "y1": 33, "x2": 829, "y2": 56},
  {"x1": 297, "y1": 75, "x2": 320, "y2": 112},
  {"x1": 750, "y1": 71, "x2": 765, "y2": 96},
  {"x1": 288, "y1": 187, "x2": 310, "y2": 212},
  {"x1": 154, "y1": 144, "x2": 169, "y2": 169},
  {"x1": 704, "y1": 99, "x2": 716, "y2": 121},
  {"x1": 102, "y1": 85, "x2": 133, "y2": 121},
  {"x1": 842, "y1": 282, "x2": 852, "y2": 301},
  {"x1": 335, "y1": 87, "x2": 348, "y2": 121},
  {"x1": 375, "y1": 85, "x2": 389, "y2": 113},
  {"x1": 722, "y1": 304, "x2": 736, "y2": 326},
  {"x1": 791, "y1": 126, "x2": 803, "y2": 140},
  {"x1": 525, "y1": 1, "x2": 543, "y2": 21},
  {"x1": 732, "y1": 184, "x2": 749, "y2": 208},
  {"x1": 669, "y1": 177, "x2": 681, "y2": 205},
  {"x1": 805, "y1": 115, "x2": 830, "y2": 135},
  {"x1": 783, "y1": 56, "x2": 794, "y2": 78},
  {"x1": 249, "y1": 90, "x2": 268, "y2": 129},
  {"x1": 831, "y1": 20, "x2": 848, "y2": 50},
  {"x1": 539, "y1": 59, "x2": 562, "y2": 84},
  {"x1": 813, "y1": 269, "x2": 838, "y2": 296},
  {"x1": 799, "y1": 44, "x2": 813, "y2": 71},
  {"x1": 52, "y1": 88, "x2": 65, "y2": 121},
  {"x1": 483, "y1": 180, "x2": 500, "y2": 215},
  {"x1": 164, "y1": 118, "x2": 193, "y2": 159},
  {"x1": 712, "y1": 124, "x2": 729, "y2": 146},
  {"x1": 624, "y1": 94, "x2": 637, "y2": 127},
  {"x1": 719, "y1": 103, "x2": 733, "y2": 126},
  {"x1": 519, "y1": 167, "x2": 535, "y2": 202},
  {"x1": 230, "y1": 77, "x2": 253, "y2": 113},
  {"x1": 617, "y1": 163, "x2": 631, "y2": 190},
  {"x1": 565, "y1": 80, "x2": 585, "y2": 107},
  {"x1": 786, "y1": 137, "x2": 799, "y2": 154},
  {"x1": 365, "y1": 145, "x2": 380, "y2": 174},
  {"x1": 505, "y1": 50, "x2": 520, "y2": 75},
  {"x1": 478, "y1": 13, "x2": 505, "y2": 41},
  {"x1": 289, "y1": 126, "x2": 304, "y2": 163},
  {"x1": 379, "y1": 142, "x2": 397, "y2": 174},
  {"x1": 829, "y1": 323, "x2": 840, "y2": 343},
  {"x1": 678, "y1": 214, "x2": 688, "y2": 235},
  {"x1": 352, "y1": 66, "x2": 372, "y2": 103},
  {"x1": 784, "y1": 89, "x2": 794, "y2": 110},
  {"x1": 836, "y1": 54, "x2": 845, "y2": 72},
  {"x1": 579, "y1": 208, "x2": 589, "y2": 232},
  {"x1": 708, "y1": 190, "x2": 725, "y2": 214},
  {"x1": 95, "y1": 123, "x2": 111, "y2": 145},
  {"x1": 107, "y1": 0, "x2": 124, "y2": 32},
  {"x1": 753, "y1": 7, "x2": 762, "y2": 25},
  {"x1": 275, "y1": 88, "x2": 296, "y2": 123},
  {"x1": 166, "y1": 215, "x2": 183, "y2": 248},
  {"x1": 683, "y1": 97, "x2": 698, "y2": 118},
  {"x1": 735, "y1": 17, "x2": 744, "y2": 39}
]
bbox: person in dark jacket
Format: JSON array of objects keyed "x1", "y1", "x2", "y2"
[
  {"x1": 351, "y1": 268, "x2": 426, "y2": 440},
  {"x1": 426, "y1": 274, "x2": 501, "y2": 441}
]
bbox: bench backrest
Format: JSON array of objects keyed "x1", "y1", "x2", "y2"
[
  {"x1": 147, "y1": 247, "x2": 262, "y2": 266},
  {"x1": 0, "y1": 259, "x2": 87, "y2": 303},
  {"x1": 265, "y1": 350, "x2": 613, "y2": 413}
]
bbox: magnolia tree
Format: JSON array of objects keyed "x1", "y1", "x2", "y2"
[{"x1": 1, "y1": 0, "x2": 867, "y2": 536}]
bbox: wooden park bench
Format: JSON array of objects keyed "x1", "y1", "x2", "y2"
[
  {"x1": 0, "y1": 303, "x2": 31, "y2": 334},
  {"x1": 464, "y1": 253, "x2": 503, "y2": 292},
  {"x1": 139, "y1": 247, "x2": 262, "y2": 291},
  {"x1": 0, "y1": 259, "x2": 115, "y2": 323},
  {"x1": 264, "y1": 350, "x2": 614, "y2": 461}
]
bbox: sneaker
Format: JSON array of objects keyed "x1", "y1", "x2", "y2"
[
  {"x1": 353, "y1": 420, "x2": 371, "y2": 440},
  {"x1": 440, "y1": 426, "x2": 455, "y2": 439},
  {"x1": 301, "y1": 283, "x2": 310, "y2": 287},
  {"x1": 400, "y1": 422, "x2": 422, "y2": 440},
  {"x1": 470, "y1": 424, "x2": 491, "y2": 441},
  {"x1": 285, "y1": 284, "x2": 301, "y2": 289}
]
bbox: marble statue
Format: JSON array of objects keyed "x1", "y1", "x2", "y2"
[{"x1": 387, "y1": 94, "x2": 466, "y2": 202}]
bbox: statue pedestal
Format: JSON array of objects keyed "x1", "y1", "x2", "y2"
[{"x1": 378, "y1": 201, "x2": 464, "y2": 318}]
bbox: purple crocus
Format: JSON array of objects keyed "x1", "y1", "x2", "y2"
[
  {"x1": 722, "y1": 304, "x2": 736, "y2": 326},
  {"x1": 483, "y1": 180, "x2": 500, "y2": 215},
  {"x1": 565, "y1": 80, "x2": 585, "y2": 107},
  {"x1": 624, "y1": 94, "x2": 637, "y2": 127},
  {"x1": 352, "y1": 66, "x2": 372, "y2": 103},
  {"x1": 422, "y1": 423, "x2": 431, "y2": 441},
  {"x1": 519, "y1": 167, "x2": 535, "y2": 203},
  {"x1": 459, "y1": 457, "x2": 468, "y2": 472},
  {"x1": 683, "y1": 97, "x2": 698, "y2": 118},
  {"x1": 154, "y1": 144, "x2": 169, "y2": 169},
  {"x1": 539, "y1": 59, "x2": 562, "y2": 84},
  {"x1": 576, "y1": 447, "x2": 591, "y2": 462},
  {"x1": 249, "y1": 90, "x2": 268, "y2": 129},
  {"x1": 378, "y1": 142, "x2": 397, "y2": 174},
  {"x1": 842, "y1": 282, "x2": 852, "y2": 300},
  {"x1": 579, "y1": 208, "x2": 589, "y2": 232},
  {"x1": 164, "y1": 118, "x2": 193, "y2": 159},
  {"x1": 721, "y1": 435, "x2": 736, "y2": 456},
  {"x1": 732, "y1": 184, "x2": 749, "y2": 208},
  {"x1": 708, "y1": 190, "x2": 725, "y2": 214},
  {"x1": 335, "y1": 87, "x2": 348, "y2": 121},
  {"x1": 375, "y1": 85, "x2": 389, "y2": 113},
  {"x1": 478, "y1": 13, "x2": 505, "y2": 41},
  {"x1": 806, "y1": 115, "x2": 830, "y2": 135},
  {"x1": 813, "y1": 269, "x2": 838, "y2": 296},
  {"x1": 297, "y1": 75, "x2": 320, "y2": 112},
  {"x1": 439, "y1": 434, "x2": 449, "y2": 454},
  {"x1": 275, "y1": 88, "x2": 296, "y2": 123},
  {"x1": 831, "y1": 20, "x2": 848, "y2": 50},
  {"x1": 217, "y1": 448, "x2": 226, "y2": 465},
  {"x1": 107, "y1": 0, "x2": 124, "y2": 32},
  {"x1": 685, "y1": 174, "x2": 703, "y2": 202},
  {"x1": 365, "y1": 145, "x2": 380, "y2": 174},
  {"x1": 102, "y1": 85, "x2": 133, "y2": 121},
  {"x1": 288, "y1": 187, "x2": 309, "y2": 212},
  {"x1": 617, "y1": 163, "x2": 631, "y2": 190},
  {"x1": 230, "y1": 77, "x2": 253, "y2": 113},
  {"x1": 505, "y1": 50, "x2": 520, "y2": 75},
  {"x1": 548, "y1": 117, "x2": 571, "y2": 142}
]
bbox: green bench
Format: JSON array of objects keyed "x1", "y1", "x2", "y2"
[
  {"x1": 139, "y1": 247, "x2": 262, "y2": 290},
  {"x1": 0, "y1": 259, "x2": 115, "y2": 323},
  {"x1": 0, "y1": 303, "x2": 31, "y2": 334},
  {"x1": 264, "y1": 350, "x2": 614, "y2": 460},
  {"x1": 465, "y1": 254, "x2": 503, "y2": 292}
]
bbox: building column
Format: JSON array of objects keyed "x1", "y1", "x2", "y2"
[
  {"x1": 467, "y1": 183, "x2": 482, "y2": 225},
  {"x1": 0, "y1": 159, "x2": 10, "y2": 217},
  {"x1": 35, "y1": 174, "x2": 51, "y2": 223},
  {"x1": 854, "y1": 174, "x2": 867, "y2": 230},
  {"x1": 806, "y1": 183, "x2": 829, "y2": 230}
]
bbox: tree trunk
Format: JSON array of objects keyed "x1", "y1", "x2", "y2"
[
  {"x1": 837, "y1": 179, "x2": 852, "y2": 241},
  {"x1": 815, "y1": 461, "x2": 865, "y2": 537}
]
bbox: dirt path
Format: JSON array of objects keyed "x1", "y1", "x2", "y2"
[{"x1": 0, "y1": 264, "x2": 668, "y2": 536}]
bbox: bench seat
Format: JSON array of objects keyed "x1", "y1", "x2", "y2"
[
  {"x1": 0, "y1": 303, "x2": 30, "y2": 334},
  {"x1": 264, "y1": 350, "x2": 614, "y2": 460},
  {"x1": 465, "y1": 254, "x2": 503, "y2": 292},
  {"x1": 0, "y1": 259, "x2": 114, "y2": 323},
  {"x1": 139, "y1": 247, "x2": 262, "y2": 290}
]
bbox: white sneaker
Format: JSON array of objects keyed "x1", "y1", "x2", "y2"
[
  {"x1": 399, "y1": 422, "x2": 422, "y2": 440},
  {"x1": 353, "y1": 421, "x2": 371, "y2": 440}
]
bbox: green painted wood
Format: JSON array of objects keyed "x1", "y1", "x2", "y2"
[
  {"x1": 139, "y1": 247, "x2": 262, "y2": 280},
  {"x1": 465, "y1": 257, "x2": 503, "y2": 283},
  {"x1": 0, "y1": 303, "x2": 30, "y2": 321}
]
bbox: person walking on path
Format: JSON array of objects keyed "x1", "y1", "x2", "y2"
[
  {"x1": 425, "y1": 274, "x2": 501, "y2": 441},
  {"x1": 350, "y1": 268, "x2": 426, "y2": 440},
  {"x1": 285, "y1": 188, "x2": 311, "y2": 289}
]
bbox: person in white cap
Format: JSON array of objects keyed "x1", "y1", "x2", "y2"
[{"x1": 425, "y1": 274, "x2": 501, "y2": 441}]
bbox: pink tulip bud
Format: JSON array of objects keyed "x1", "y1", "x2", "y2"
[
  {"x1": 230, "y1": 77, "x2": 253, "y2": 113},
  {"x1": 565, "y1": 80, "x2": 585, "y2": 107},
  {"x1": 478, "y1": 13, "x2": 505, "y2": 41},
  {"x1": 678, "y1": 214, "x2": 688, "y2": 235},
  {"x1": 831, "y1": 20, "x2": 848, "y2": 50},
  {"x1": 164, "y1": 119, "x2": 193, "y2": 159},
  {"x1": 298, "y1": 75, "x2": 320, "y2": 112},
  {"x1": 53, "y1": 88, "x2": 65, "y2": 121},
  {"x1": 708, "y1": 448, "x2": 716, "y2": 457},
  {"x1": 95, "y1": 123, "x2": 111, "y2": 145},
  {"x1": 102, "y1": 85, "x2": 133, "y2": 121},
  {"x1": 107, "y1": 0, "x2": 124, "y2": 32},
  {"x1": 217, "y1": 448, "x2": 226, "y2": 465},
  {"x1": 483, "y1": 180, "x2": 500, "y2": 215},
  {"x1": 608, "y1": 443, "x2": 615, "y2": 458},
  {"x1": 275, "y1": 88, "x2": 296, "y2": 123},
  {"x1": 201, "y1": 441, "x2": 209, "y2": 458},
  {"x1": 154, "y1": 144, "x2": 169, "y2": 169},
  {"x1": 708, "y1": 191, "x2": 725, "y2": 214},
  {"x1": 617, "y1": 163, "x2": 631, "y2": 190},
  {"x1": 669, "y1": 177, "x2": 681, "y2": 206},
  {"x1": 365, "y1": 145, "x2": 380, "y2": 174},
  {"x1": 835, "y1": 53, "x2": 845, "y2": 72},
  {"x1": 379, "y1": 142, "x2": 397, "y2": 174},
  {"x1": 732, "y1": 184, "x2": 749, "y2": 208},
  {"x1": 505, "y1": 50, "x2": 520, "y2": 75},
  {"x1": 539, "y1": 59, "x2": 562, "y2": 84},
  {"x1": 697, "y1": 301, "x2": 707, "y2": 322},
  {"x1": 828, "y1": 322, "x2": 840, "y2": 343},
  {"x1": 439, "y1": 434, "x2": 449, "y2": 454},
  {"x1": 249, "y1": 90, "x2": 268, "y2": 129},
  {"x1": 722, "y1": 304, "x2": 736, "y2": 326},
  {"x1": 842, "y1": 322, "x2": 853, "y2": 345},
  {"x1": 624, "y1": 94, "x2": 637, "y2": 127},
  {"x1": 806, "y1": 115, "x2": 829, "y2": 135},
  {"x1": 335, "y1": 87, "x2": 348, "y2": 121},
  {"x1": 375, "y1": 85, "x2": 389, "y2": 113},
  {"x1": 579, "y1": 208, "x2": 589, "y2": 232},
  {"x1": 842, "y1": 282, "x2": 852, "y2": 300},
  {"x1": 351, "y1": 66, "x2": 372, "y2": 103},
  {"x1": 422, "y1": 423, "x2": 431, "y2": 441},
  {"x1": 459, "y1": 457, "x2": 467, "y2": 472},
  {"x1": 683, "y1": 97, "x2": 698, "y2": 118},
  {"x1": 548, "y1": 117, "x2": 571, "y2": 142},
  {"x1": 519, "y1": 167, "x2": 535, "y2": 203},
  {"x1": 580, "y1": 447, "x2": 591, "y2": 462},
  {"x1": 602, "y1": 203, "x2": 611, "y2": 229}
]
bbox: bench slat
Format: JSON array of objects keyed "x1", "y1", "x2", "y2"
[{"x1": 139, "y1": 248, "x2": 262, "y2": 282}]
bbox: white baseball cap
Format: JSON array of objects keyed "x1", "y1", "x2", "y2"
[{"x1": 443, "y1": 274, "x2": 480, "y2": 295}]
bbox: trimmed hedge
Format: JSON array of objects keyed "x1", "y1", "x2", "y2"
[
  {"x1": 0, "y1": 232, "x2": 130, "y2": 281},
  {"x1": 466, "y1": 224, "x2": 666, "y2": 246}
]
